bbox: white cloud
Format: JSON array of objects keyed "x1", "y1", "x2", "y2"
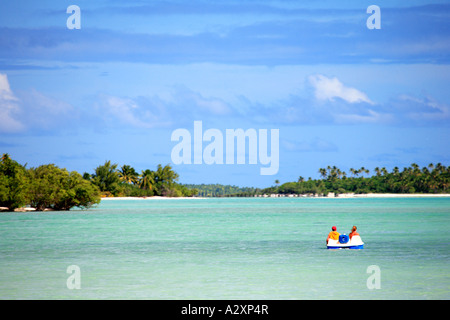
[
  {"x1": 0, "y1": 73, "x2": 78, "y2": 133},
  {"x1": 170, "y1": 86, "x2": 232, "y2": 116},
  {"x1": 395, "y1": 94, "x2": 450, "y2": 123},
  {"x1": 92, "y1": 86, "x2": 234, "y2": 131},
  {"x1": 0, "y1": 73, "x2": 24, "y2": 133},
  {"x1": 95, "y1": 94, "x2": 171, "y2": 129},
  {"x1": 105, "y1": 96, "x2": 152, "y2": 128},
  {"x1": 192, "y1": 94, "x2": 230, "y2": 115},
  {"x1": 19, "y1": 89, "x2": 76, "y2": 130},
  {"x1": 0, "y1": 74, "x2": 17, "y2": 101},
  {"x1": 308, "y1": 74, "x2": 374, "y2": 105}
]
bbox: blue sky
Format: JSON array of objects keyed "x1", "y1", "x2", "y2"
[{"x1": 1, "y1": 0, "x2": 449, "y2": 187}]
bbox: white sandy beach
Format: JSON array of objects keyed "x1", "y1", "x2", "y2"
[{"x1": 3, "y1": 194, "x2": 448, "y2": 211}]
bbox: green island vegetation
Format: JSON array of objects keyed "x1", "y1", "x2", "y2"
[
  {"x1": 182, "y1": 184, "x2": 259, "y2": 197},
  {"x1": 1, "y1": 152, "x2": 449, "y2": 211},
  {"x1": 84, "y1": 160, "x2": 198, "y2": 198},
  {"x1": 0, "y1": 154, "x2": 197, "y2": 212},
  {"x1": 0, "y1": 154, "x2": 101, "y2": 212},
  {"x1": 184, "y1": 164, "x2": 450, "y2": 197}
]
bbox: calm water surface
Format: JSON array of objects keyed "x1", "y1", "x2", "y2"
[{"x1": 0, "y1": 197, "x2": 449, "y2": 299}]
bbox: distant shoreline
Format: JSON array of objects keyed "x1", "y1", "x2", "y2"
[
  {"x1": 100, "y1": 193, "x2": 450, "y2": 201},
  {"x1": 2, "y1": 193, "x2": 449, "y2": 211}
]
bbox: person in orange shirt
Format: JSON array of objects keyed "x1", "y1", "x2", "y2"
[
  {"x1": 349, "y1": 226, "x2": 360, "y2": 240},
  {"x1": 326, "y1": 226, "x2": 340, "y2": 244}
]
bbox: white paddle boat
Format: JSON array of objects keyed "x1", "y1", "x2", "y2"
[{"x1": 327, "y1": 234, "x2": 364, "y2": 249}]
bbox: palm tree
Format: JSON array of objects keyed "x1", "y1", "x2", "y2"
[
  {"x1": 162, "y1": 164, "x2": 179, "y2": 183},
  {"x1": 118, "y1": 165, "x2": 139, "y2": 184},
  {"x1": 326, "y1": 166, "x2": 339, "y2": 181},
  {"x1": 139, "y1": 169, "x2": 155, "y2": 191},
  {"x1": 411, "y1": 163, "x2": 420, "y2": 176},
  {"x1": 359, "y1": 167, "x2": 369, "y2": 178},
  {"x1": 149, "y1": 164, "x2": 180, "y2": 196},
  {"x1": 91, "y1": 160, "x2": 120, "y2": 192},
  {"x1": 319, "y1": 168, "x2": 327, "y2": 179},
  {"x1": 336, "y1": 168, "x2": 343, "y2": 179},
  {"x1": 154, "y1": 164, "x2": 179, "y2": 185},
  {"x1": 374, "y1": 167, "x2": 381, "y2": 177}
]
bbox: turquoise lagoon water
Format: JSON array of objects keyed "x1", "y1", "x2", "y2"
[{"x1": 0, "y1": 197, "x2": 449, "y2": 300}]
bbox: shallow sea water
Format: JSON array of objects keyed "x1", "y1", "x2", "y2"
[{"x1": 0, "y1": 197, "x2": 449, "y2": 299}]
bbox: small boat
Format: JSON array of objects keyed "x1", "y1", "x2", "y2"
[{"x1": 327, "y1": 234, "x2": 364, "y2": 249}]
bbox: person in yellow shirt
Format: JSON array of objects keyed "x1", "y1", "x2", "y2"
[{"x1": 326, "y1": 226, "x2": 340, "y2": 244}]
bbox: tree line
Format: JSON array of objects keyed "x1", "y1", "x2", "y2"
[
  {"x1": 182, "y1": 184, "x2": 258, "y2": 197},
  {"x1": 2, "y1": 152, "x2": 448, "y2": 211},
  {"x1": 183, "y1": 163, "x2": 450, "y2": 197},
  {"x1": 0, "y1": 154, "x2": 197, "y2": 212},
  {"x1": 0, "y1": 154, "x2": 101, "y2": 211},
  {"x1": 84, "y1": 161, "x2": 198, "y2": 198},
  {"x1": 263, "y1": 163, "x2": 450, "y2": 196}
]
